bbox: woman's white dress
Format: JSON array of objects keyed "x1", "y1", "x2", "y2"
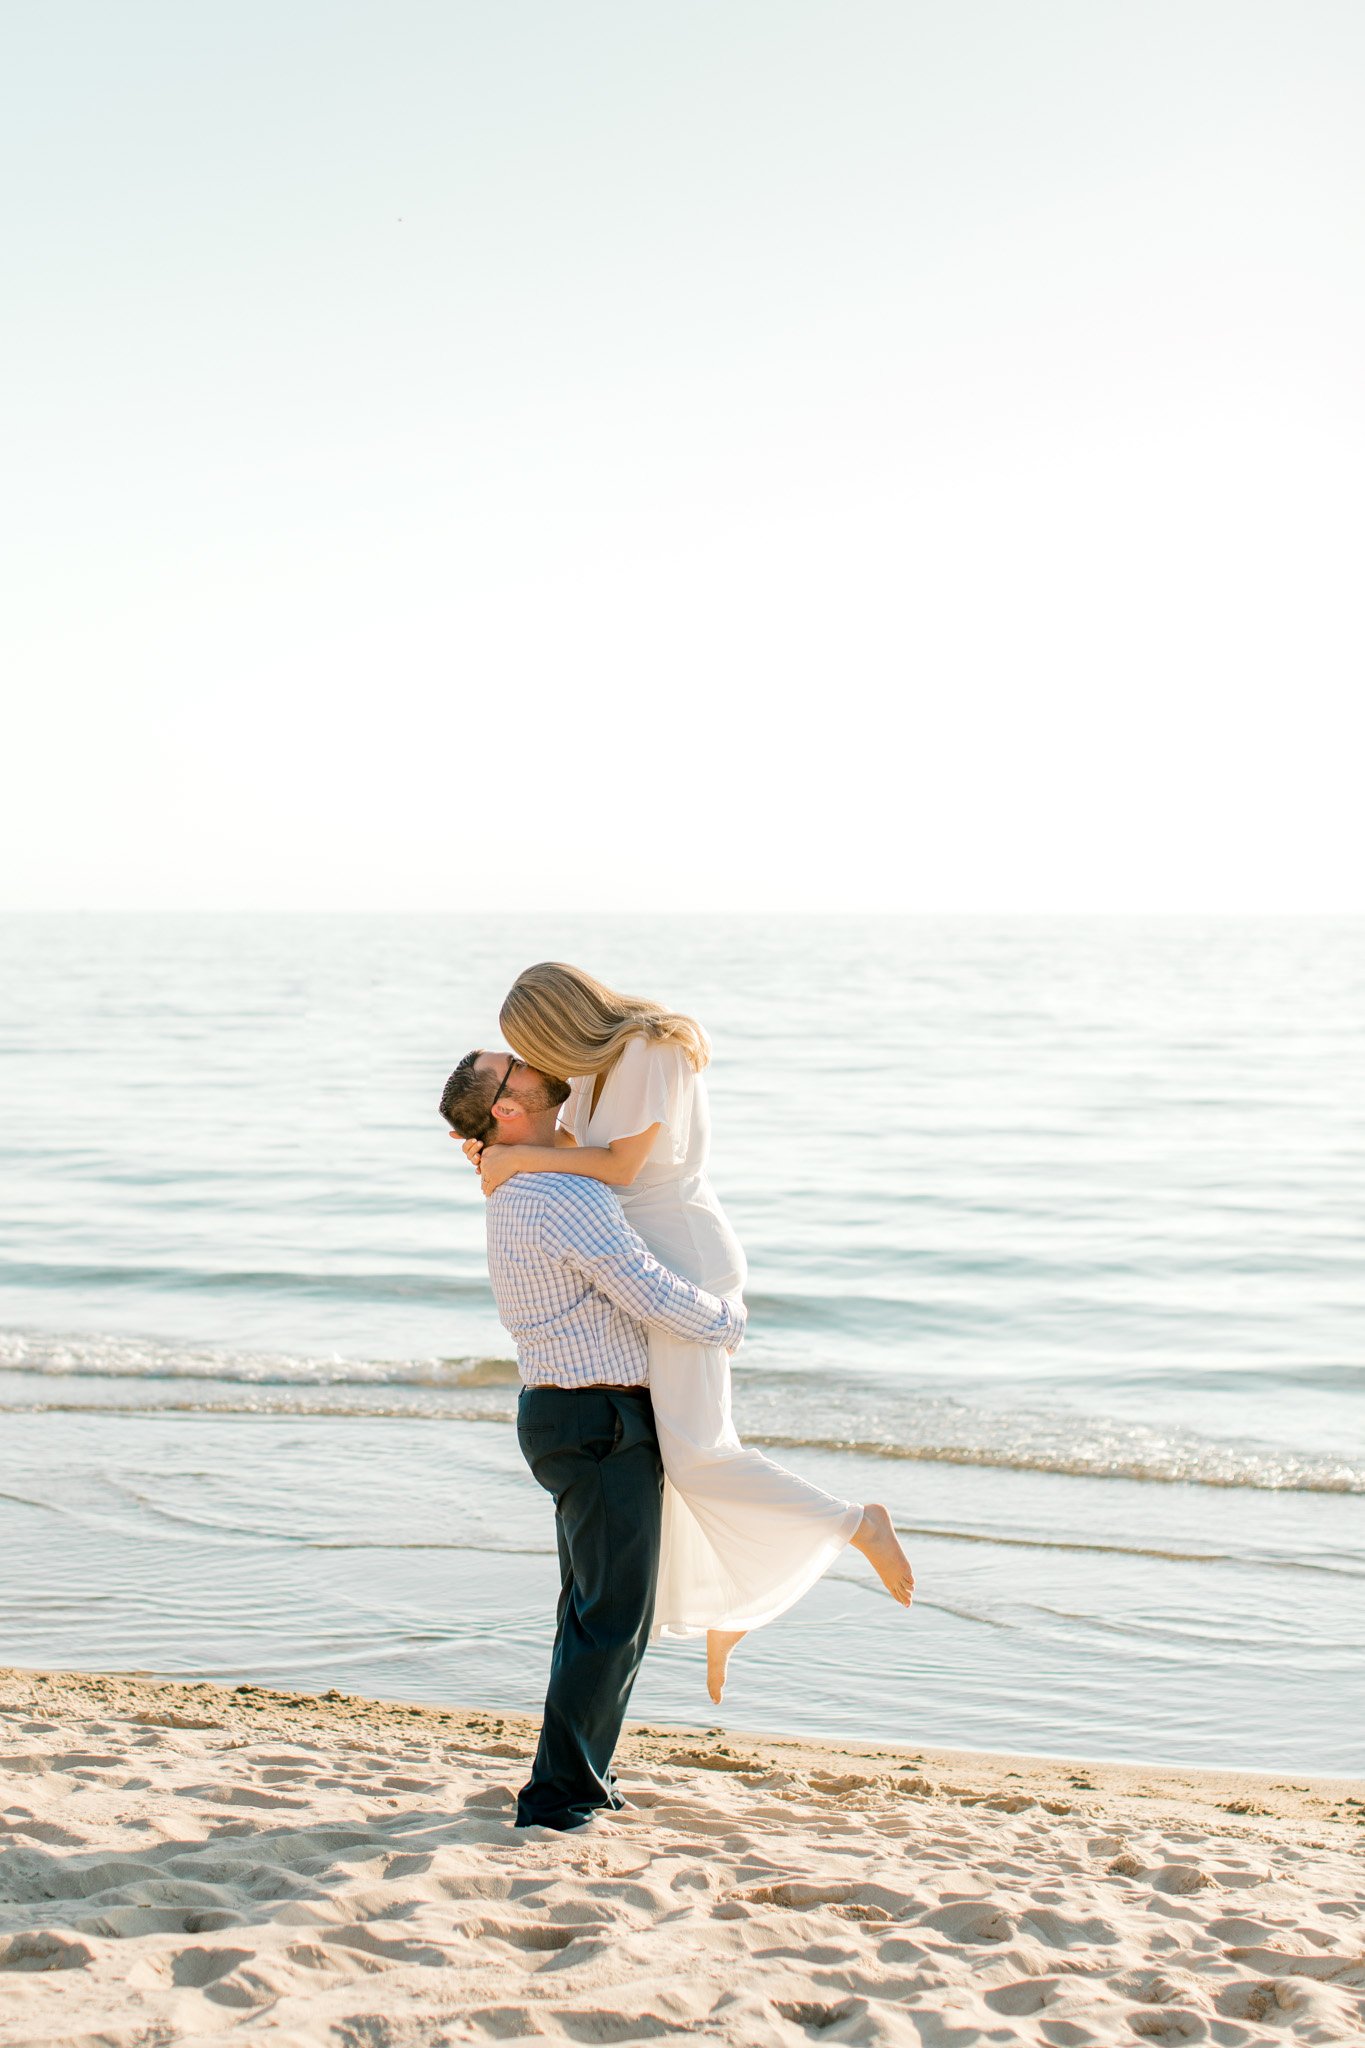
[{"x1": 564, "y1": 1035, "x2": 861, "y2": 1640}]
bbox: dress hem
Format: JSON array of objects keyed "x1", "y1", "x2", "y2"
[{"x1": 649, "y1": 1501, "x2": 861, "y2": 1643}]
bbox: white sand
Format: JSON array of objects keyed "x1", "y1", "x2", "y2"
[{"x1": 1, "y1": 1669, "x2": 1361, "y2": 2046}]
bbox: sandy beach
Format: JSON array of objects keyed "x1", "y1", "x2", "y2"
[{"x1": 1, "y1": 1668, "x2": 1361, "y2": 2046}]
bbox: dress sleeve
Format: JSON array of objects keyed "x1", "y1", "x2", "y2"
[{"x1": 599, "y1": 1034, "x2": 692, "y2": 1164}]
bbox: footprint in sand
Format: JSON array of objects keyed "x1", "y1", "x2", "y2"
[
  {"x1": 0, "y1": 1931, "x2": 96, "y2": 1972},
  {"x1": 170, "y1": 1945, "x2": 254, "y2": 1988}
]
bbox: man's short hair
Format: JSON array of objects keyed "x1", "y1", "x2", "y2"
[
  {"x1": 439, "y1": 1051, "x2": 495, "y2": 1139},
  {"x1": 438, "y1": 1051, "x2": 570, "y2": 1140}
]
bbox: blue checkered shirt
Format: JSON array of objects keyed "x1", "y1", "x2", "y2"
[{"x1": 485, "y1": 1173, "x2": 746, "y2": 1388}]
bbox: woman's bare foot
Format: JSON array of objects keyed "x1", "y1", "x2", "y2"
[
  {"x1": 706, "y1": 1629, "x2": 747, "y2": 1704},
  {"x1": 850, "y1": 1504, "x2": 915, "y2": 1606}
]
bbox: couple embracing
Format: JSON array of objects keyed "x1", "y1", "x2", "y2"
[{"x1": 441, "y1": 962, "x2": 914, "y2": 1833}]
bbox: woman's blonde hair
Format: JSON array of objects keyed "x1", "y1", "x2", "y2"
[{"x1": 500, "y1": 962, "x2": 710, "y2": 1080}]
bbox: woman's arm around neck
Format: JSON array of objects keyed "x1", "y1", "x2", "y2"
[{"x1": 479, "y1": 1124, "x2": 661, "y2": 1197}]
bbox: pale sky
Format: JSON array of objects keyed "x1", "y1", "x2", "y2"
[{"x1": 5, "y1": 1, "x2": 1362, "y2": 912}]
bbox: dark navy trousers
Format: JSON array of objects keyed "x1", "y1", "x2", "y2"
[{"x1": 515, "y1": 1384, "x2": 663, "y2": 1831}]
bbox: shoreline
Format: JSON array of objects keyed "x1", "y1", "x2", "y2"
[
  {"x1": 5, "y1": 1376, "x2": 1360, "y2": 1779},
  {"x1": 3, "y1": 1667, "x2": 1362, "y2": 2046},
  {"x1": 4, "y1": 1664, "x2": 1362, "y2": 1819}
]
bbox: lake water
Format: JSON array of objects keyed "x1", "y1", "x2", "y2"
[{"x1": 1, "y1": 913, "x2": 1361, "y2": 1772}]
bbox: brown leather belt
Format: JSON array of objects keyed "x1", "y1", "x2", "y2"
[{"x1": 526, "y1": 1382, "x2": 649, "y2": 1394}]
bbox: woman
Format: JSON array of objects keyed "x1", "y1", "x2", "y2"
[{"x1": 469, "y1": 962, "x2": 914, "y2": 1704}]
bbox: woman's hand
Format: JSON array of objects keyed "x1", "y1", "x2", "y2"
[
  {"x1": 479, "y1": 1145, "x2": 519, "y2": 1197},
  {"x1": 456, "y1": 1134, "x2": 484, "y2": 1170}
]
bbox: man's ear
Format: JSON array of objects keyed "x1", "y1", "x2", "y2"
[{"x1": 489, "y1": 1099, "x2": 520, "y2": 1124}]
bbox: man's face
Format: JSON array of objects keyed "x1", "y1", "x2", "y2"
[{"x1": 474, "y1": 1052, "x2": 565, "y2": 1140}]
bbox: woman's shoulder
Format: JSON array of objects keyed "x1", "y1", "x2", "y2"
[
  {"x1": 618, "y1": 1033, "x2": 698, "y2": 1096},
  {"x1": 596, "y1": 1032, "x2": 696, "y2": 1143},
  {"x1": 619, "y1": 1030, "x2": 693, "y2": 1071}
]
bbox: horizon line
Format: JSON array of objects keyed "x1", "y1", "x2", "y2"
[{"x1": 4, "y1": 907, "x2": 1365, "y2": 922}]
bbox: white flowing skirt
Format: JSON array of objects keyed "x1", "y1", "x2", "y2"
[{"x1": 620, "y1": 1176, "x2": 861, "y2": 1641}]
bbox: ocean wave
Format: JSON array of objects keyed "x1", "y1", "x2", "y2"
[
  {"x1": 2, "y1": 1329, "x2": 1360, "y2": 1496},
  {"x1": 753, "y1": 1432, "x2": 1363, "y2": 1495},
  {"x1": 0, "y1": 1329, "x2": 520, "y2": 1388}
]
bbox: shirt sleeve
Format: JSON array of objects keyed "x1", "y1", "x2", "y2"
[
  {"x1": 542, "y1": 1183, "x2": 746, "y2": 1354},
  {"x1": 598, "y1": 1035, "x2": 692, "y2": 1164}
]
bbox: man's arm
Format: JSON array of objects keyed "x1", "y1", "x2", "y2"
[{"x1": 541, "y1": 1182, "x2": 747, "y2": 1354}]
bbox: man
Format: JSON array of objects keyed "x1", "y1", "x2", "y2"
[{"x1": 439, "y1": 1050, "x2": 746, "y2": 1833}]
